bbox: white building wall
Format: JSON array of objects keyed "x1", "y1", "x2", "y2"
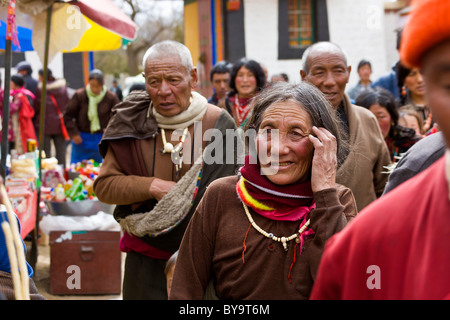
[
  {"x1": 326, "y1": 0, "x2": 387, "y2": 90},
  {"x1": 243, "y1": 0, "x2": 394, "y2": 90},
  {"x1": 244, "y1": 0, "x2": 303, "y2": 84}
]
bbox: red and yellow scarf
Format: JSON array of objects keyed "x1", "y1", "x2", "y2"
[{"x1": 236, "y1": 156, "x2": 316, "y2": 254}]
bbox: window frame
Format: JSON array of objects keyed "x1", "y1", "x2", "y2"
[{"x1": 278, "y1": 0, "x2": 330, "y2": 60}]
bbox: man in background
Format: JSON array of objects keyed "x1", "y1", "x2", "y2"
[{"x1": 207, "y1": 61, "x2": 231, "y2": 105}]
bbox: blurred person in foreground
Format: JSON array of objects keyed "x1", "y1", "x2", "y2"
[
  {"x1": 93, "y1": 40, "x2": 240, "y2": 299},
  {"x1": 0, "y1": 177, "x2": 45, "y2": 300},
  {"x1": 300, "y1": 42, "x2": 391, "y2": 212},
  {"x1": 310, "y1": 0, "x2": 450, "y2": 299}
]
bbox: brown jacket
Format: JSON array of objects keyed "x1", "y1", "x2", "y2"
[
  {"x1": 63, "y1": 88, "x2": 120, "y2": 136},
  {"x1": 93, "y1": 91, "x2": 241, "y2": 253},
  {"x1": 169, "y1": 176, "x2": 357, "y2": 300},
  {"x1": 336, "y1": 94, "x2": 391, "y2": 211}
]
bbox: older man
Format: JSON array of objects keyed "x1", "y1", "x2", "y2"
[
  {"x1": 300, "y1": 42, "x2": 391, "y2": 211},
  {"x1": 310, "y1": 0, "x2": 450, "y2": 299},
  {"x1": 93, "y1": 41, "x2": 240, "y2": 299}
]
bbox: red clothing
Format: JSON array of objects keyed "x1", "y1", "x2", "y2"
[
  {"x1": 310, "y1": 154, "x2": 450, "y2": 300},
  {"x1": 17, "y1": 93, "x2": 37, "y2": 151}
]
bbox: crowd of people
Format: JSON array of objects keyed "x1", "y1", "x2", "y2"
[
  {"x1": 1, "y1": 0, "x2": 449, "y2": 301},
  {"x1": 0, "y1": 66, "x2": 120, "y2": 169}
]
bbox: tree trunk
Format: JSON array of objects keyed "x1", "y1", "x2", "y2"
[{"x1": 126, "y1": 46, "x2": 140, "y2": 76}]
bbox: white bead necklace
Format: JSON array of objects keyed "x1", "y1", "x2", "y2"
[
  {"x1": 242, "y1": 202, "x2": 310, "y2": 251},
  {"x1": 160, "y1": 127, "x2": 189, "y2": 174}
]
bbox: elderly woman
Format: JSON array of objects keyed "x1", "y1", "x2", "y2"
[
  {"x1": 356, "y1": 87, "x2": 421, "y2": 161},
  {"x1": 218, "y1": 58, "x2": 266, "y2": 128},
  {"x1": 169, "y1": 82, "x2": 357, "y2": 300}
]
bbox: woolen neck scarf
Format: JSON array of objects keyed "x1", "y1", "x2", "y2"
[
  {"x1": 151, "y1": 91, "x2": 208, "y2": 130},
  {"x1": 86, "y1": 84, "x2": 107, "y2": 133},
  {"x1": 236, "y1": 155, "x2": 316, "y2": 221}
]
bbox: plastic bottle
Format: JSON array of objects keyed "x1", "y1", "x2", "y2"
[
  {"x1": 64, "y1": 180, "x2": 73, "y2": 193},
  {"x1": 84, "y1": 176, "x2": 94, "y2": 197},
  {"x1": 73, "y1": 190, "x2": 88, "y2": 201},
  {"x1": 54, "y1": 184, "x2": 66, "y2": 202},
  {"x1": 65, "y1": 176, "x2": 83, "y2": 200}
]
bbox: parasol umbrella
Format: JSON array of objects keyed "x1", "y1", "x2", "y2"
[{"x1": 0, "y1": 0, "x2": 137, "y2": 269}]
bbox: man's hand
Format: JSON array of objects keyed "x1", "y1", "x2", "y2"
[{"x1": 149, "y1": 178, "x2": 176, "y2": 202}]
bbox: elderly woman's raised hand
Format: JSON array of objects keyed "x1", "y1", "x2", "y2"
[{"x1": 308, "y1": 126, "x2": 337, "y2": 193}]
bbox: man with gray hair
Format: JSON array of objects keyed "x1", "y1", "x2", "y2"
[
  {"x1": 300, "y1": 41, "x2": 391, "y2": 211},
  {"x1": 94, "y1": 40, "x2": 240, "y2": 299}
]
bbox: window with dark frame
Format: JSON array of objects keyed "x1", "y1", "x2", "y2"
[
  {"x1": 278, "y1": 0, "x2": 329, "y2": 60},
  {"x1": 288, "y1": 0, "x2": 315, "y2": 48}
]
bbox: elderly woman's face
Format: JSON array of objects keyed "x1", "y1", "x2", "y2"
[
  {"x1": 256, "y1": 100, "x2": 314, "y2": 185},
  {"x1": 145, "y1": 55, "x2": 197, "y2": 117}
]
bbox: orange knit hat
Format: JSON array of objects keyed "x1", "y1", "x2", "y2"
[{"x1": 400, "y1": 0, "x2": 450, "y2": 68}]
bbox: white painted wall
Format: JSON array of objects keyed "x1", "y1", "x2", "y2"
[
  {"x1": 243, "y1": 0, "x2": 398, "y2": 90},
  {"x1": 326, "y1": 0, "x2": 387, "y2": 90},
  {"x1": 244, "y1": 0, "x2": 302, "y2": 84}
]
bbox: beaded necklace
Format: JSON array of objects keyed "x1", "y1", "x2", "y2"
[
  {"x1": 160, "y1": 127, "x2": 189, "y2": 174},
  {"x1": 242, "y1": 202, "x2": 310, "y2": 251}
]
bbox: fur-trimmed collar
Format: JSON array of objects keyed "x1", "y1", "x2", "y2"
[{"x1": 37, "y1": 78, "x2": 66, "y2": 90}]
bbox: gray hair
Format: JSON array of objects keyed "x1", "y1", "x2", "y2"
[
  {"x1": 245, "y1": 81, "x2": 350, "y2": 168},
  {"x1": 301, "y1": 41, "x2": 348, "y2": 74},
  {"x1": 142, "y1": 40, "x2": 194, "y2": 73}
]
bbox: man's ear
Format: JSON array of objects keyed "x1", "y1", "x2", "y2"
[
  {"x1": 300, "y1": 69, "x2": 307, "y2": 81},
  {"x1": 346, "y1": 65, "x2": 352, "y2": 82},
  {"x1": 190, "y1": 67, "x2": 198, "y2": 89}
]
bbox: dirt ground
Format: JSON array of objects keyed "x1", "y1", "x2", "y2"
[{"x1": 28, "y1": 239, "x2": 124, "y2": 300}]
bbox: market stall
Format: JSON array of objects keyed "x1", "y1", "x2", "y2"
[{"x1": 0, "y1": 0, "x2": 137, "y2": 272}]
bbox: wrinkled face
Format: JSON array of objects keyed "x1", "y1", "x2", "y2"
[
  {"x1": 144, "y1": 55, "x2": 197, "y2": 117},
  {"x1": 235, "y1": 66, "x2": 257, "y2": 98},
  {"x1": 422, "y1": 39, "x2": 450, "y2": 145},
  {"x1": 404, "y1": 68, "x2": 425, "y2": 98},
  {"x1": 301, "y1": 51, "x2": 351, "y2": 109},
  {"x1": 369, "y1": 103, "x2": 392, "y2": 138},
  {"x1": 89, "y1": 79, "x2": 103, "y2": 95},
  {"x1": 256, "y1": 100, "x2": 314, "y2": 185},
  {"x1": 211, "y1": 72, "x2": 231, "y2": 99}
]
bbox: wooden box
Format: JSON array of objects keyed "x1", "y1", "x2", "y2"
[{"x1": 49, "y1": 230, "x2": 121, "y2": 295}]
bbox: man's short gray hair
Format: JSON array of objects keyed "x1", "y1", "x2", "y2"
[
  {"x1": 301, "y1": 41, "x2": 348, "y2": 74},
  {"x1": 142, "y1": 40, "x2": 194, "y2": 73}
]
